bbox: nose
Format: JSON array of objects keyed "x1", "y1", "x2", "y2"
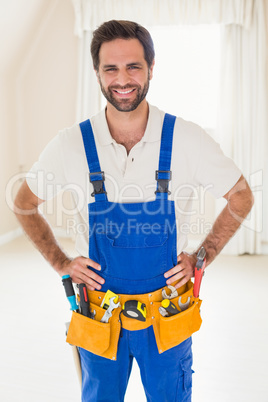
[{"x1": 115, "y1": 68, "x2": 131, "y2": 87}]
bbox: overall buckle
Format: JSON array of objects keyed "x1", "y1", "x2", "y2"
[
  {"x1": 89, "y1": 171, "x2": 107, "y2": 197},
  {"x1": 155, "y1": 170, "x2": 172, "y2": 194}
]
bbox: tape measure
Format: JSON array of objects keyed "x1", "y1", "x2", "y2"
[{"x1": 122, "y1": 300, "x2": 146, "y2": 322}]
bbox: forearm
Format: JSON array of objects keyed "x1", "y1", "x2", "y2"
[
  {"x1": 13, "y1": 180, "x2": 104, "y2": 289},
  {"x1": 199, "y1": 204, "x2": 246, "y2": 265},
  {"x1": 196, "y1": 177, "x2": 254, "y2": 265},
  {"x1": 14, "y1": 207, "x2": 71, "y2": 273},
  {"x1": 164, "y1": 176, "x2": 253, "y2": 289}
]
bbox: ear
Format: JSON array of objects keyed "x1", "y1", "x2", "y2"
[{"x1": 149, "y1": 59, "x2": 155, "y2": 80}]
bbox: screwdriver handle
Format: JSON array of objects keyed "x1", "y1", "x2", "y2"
[
  {"x1": 62, "y1": 275, "x2": 79, "y2": 311},
  {"x1": 161, "y1": 299, "x2": 180, "y2": 315},
  {"x1": 78, "y1": 284, "x2": 91, "y2": 317}
]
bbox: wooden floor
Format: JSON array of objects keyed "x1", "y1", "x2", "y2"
[{"x1": 0, "y1": 236, "x2": 267, "y2": 402}]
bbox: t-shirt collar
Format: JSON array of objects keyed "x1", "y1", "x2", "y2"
[{"x1": 93, "y1": 103, "x2": 162, "y2": 146}]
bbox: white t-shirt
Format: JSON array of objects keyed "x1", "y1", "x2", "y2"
[{"x1": 27, "y1": 103, "x2": 241, "y2": 256}]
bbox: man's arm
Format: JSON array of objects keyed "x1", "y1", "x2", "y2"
[
  {"x1": 13, "y1": 180, "x2": 105, "y2": 291},
  {"x1": 164, "y1": 175, "x2": 254, "y2": 288}
]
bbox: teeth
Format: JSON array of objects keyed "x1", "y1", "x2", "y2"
[{"x1": 115, "y1": 89, "x2": 134, "y2": 94}]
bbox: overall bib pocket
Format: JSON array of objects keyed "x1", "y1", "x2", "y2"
[{"x1": 103, "y1": 225, "x2": 169, "y2": 280}]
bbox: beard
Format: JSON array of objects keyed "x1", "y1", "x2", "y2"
[{"x1": 99, "y1": 73, "x2": 150, "y2": 112}]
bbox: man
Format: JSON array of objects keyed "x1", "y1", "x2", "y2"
[{"x1": 14, "y1": 20, "x2": 253, "y2": 401}]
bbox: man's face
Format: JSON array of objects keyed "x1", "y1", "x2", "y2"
[{"x1": 97, "y1": 38, "x2": 154, "y2": 112}]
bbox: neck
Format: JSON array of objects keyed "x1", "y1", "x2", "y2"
[{"x1": 105, "y1": 100, "x2": 149, "y2": 154}]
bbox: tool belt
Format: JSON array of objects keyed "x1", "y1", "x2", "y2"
[{"x1": 66, "y1": 280, "x2": 202, "y2": 360}]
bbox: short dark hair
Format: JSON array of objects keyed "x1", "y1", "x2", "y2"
[{"x1": 91, "y1": 20, "x2": 155, "y2": 71}]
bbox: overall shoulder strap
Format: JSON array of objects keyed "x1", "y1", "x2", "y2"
[
  {"x1": 155, "y1": 113, "x2": 176, "y2": 199},
  {"x1": 79, "y1": 119, "x2": 107, "y2": 202}
]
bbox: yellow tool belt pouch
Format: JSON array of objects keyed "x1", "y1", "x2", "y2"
[
  {"x1": 66, "y1": 301, "x2": 121, "y2": 361},
  {"x1": 66, "y1": 280, "x2": 202, "y2": 360},
  {"x1": 151, "y1": 281, "x2": 202, "y2": 353}
]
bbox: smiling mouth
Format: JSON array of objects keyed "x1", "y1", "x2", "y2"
[{"x1": 113, "y1": 88, "x2": 136, "y2": 95}]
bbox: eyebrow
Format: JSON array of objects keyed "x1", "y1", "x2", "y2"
[{"x1": 102, "y1": 62, "x2": 143, "y2": 69}]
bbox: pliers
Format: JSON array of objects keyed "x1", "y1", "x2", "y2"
[{"x1": 193, "y1": 247, "x2": 206, "y2": 298}]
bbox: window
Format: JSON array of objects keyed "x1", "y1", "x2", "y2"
[{"x1": 147, "y1": 25, "x2": 221, "y2": 131}]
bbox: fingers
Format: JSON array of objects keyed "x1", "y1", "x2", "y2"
[
  {"x1": 173, "y1": 275, "x2": 191, "y2": 289},
  {"x1": 164, "y1": 265, "x2": 191, "y2": 289},
  {"x1": 68, "y1": 256, "x2": 105, "y2": 291},
  {"x1": 164, "y1": 264, "x2": 183, "y2": 279},
  {"x1": 164, "y1": 265, "x2": 187, "y2": 284},
  {"x1": 164, "y1": 252, "x2": 195, "y2": 289},
  {"x1": 83, "y1": 258, "x2": 101, "y2": 271},
  {"x1": 79, "y1": 270, "x2": 105, "y2": 291}
]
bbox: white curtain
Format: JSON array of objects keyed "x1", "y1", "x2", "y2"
[
  {"x1": 72, "y1": 0, "x2": 253, "y2": 36},
  {"x1": 71, "y1": 0, "x2": 268, "y2": 254},
  {"x1": 217, "y1": 0, "x2": 268, "y2": 254},
  {"x1": 75, "y1": 29, "x2": 102, "y2": 120}
]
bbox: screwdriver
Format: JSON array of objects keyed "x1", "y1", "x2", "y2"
[
  {"x1": 62, "y1": 275, "x2": 79, "y2": 312},
  {"x1": 161, "y1": 299, "x2": 180, "y2": 316}
]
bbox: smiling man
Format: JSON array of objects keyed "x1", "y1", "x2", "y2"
[{"x1": 14, "y1": 20, "x2": 253, "y2": 402}]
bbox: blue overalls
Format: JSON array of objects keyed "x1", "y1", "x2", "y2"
[{"x1": 78, "y1": 114, "x2": 193, "y2": 401}]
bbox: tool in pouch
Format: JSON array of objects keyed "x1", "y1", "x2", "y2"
[
  {"x1": 162, "y1": 285, "x2": 178, "y2": 300},
  {"x1": 161, "y1": 299, "x2": 180, "y2": 316},
  {"x1": 122, "y1": 300, "x2": 147, "y2": 322},
  {"x1": 101, "y1": 296, "x2": 121, "y2": 323},
  {"x1": 119, "y1": 300, "x2": 147, "y2": 338},
  {"x1": 62, "y1": 275, "x2": 79, "y2": 312},
  {"x1": 159, "y1": 285, "x2": 192, "y2": 317},
  {"x1": 78, "y1": 283, "x2": 96, "y2": 319},
  {"x1": 62, "y1": 275, "x2": 96, "y2": 319},
  {"x1": 193, "y1": 247, "x2": 206, "y2": 298},
  {"x1": 159, "y1": 247, "x2": 207, "y2": 318},
  {"x1": 100, "y1": 290, "x2": 119, "y2": 309}
]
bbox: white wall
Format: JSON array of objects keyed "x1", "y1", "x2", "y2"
[
  {"x1": 1, "y1": 0, "x2": 78, "y2": 238},
  {"x1": 0, "y1": 75, "x2": 19, "y2": 236},
  {"x1": 263, "y1": 0, "x2": 268, "y2": 247}
]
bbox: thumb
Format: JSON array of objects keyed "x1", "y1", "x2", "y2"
[{"x1": 177, "y1": 253, "x2": 183, "y2": 262}]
